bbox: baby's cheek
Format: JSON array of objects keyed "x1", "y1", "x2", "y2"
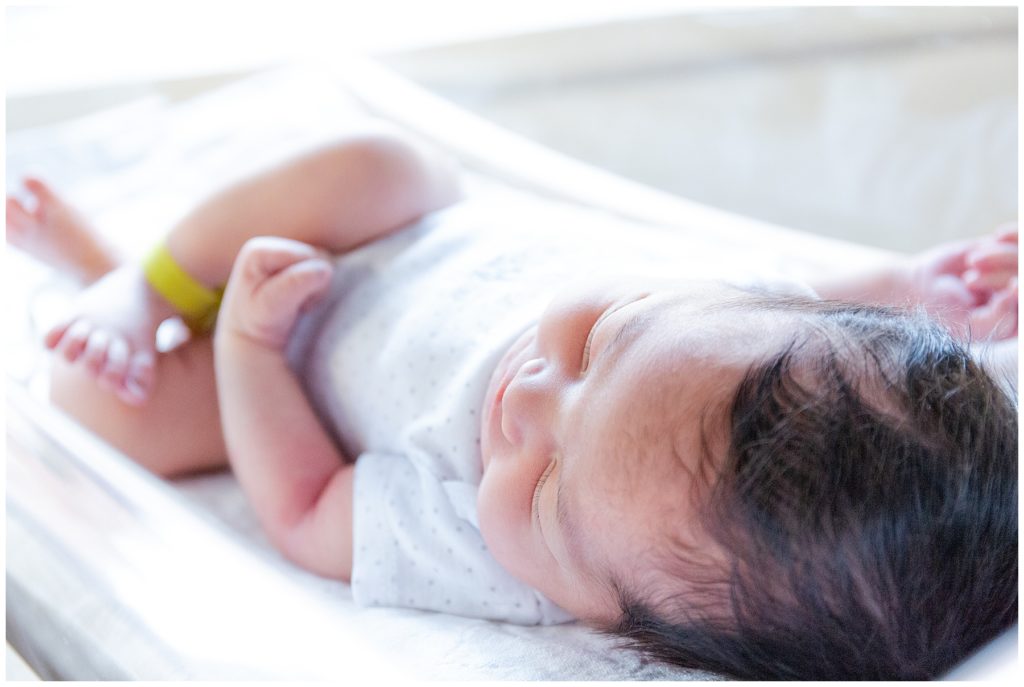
[
  {"x1": 476, "y1": 472, "x2": 507, "y2": 554},
  {"x1": 477, "y1": 468, "x2": 533, "y2": 583}
]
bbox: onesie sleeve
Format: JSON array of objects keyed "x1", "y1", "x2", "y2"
[{"x1": 350, "y1": 451, "x2": 573, "y2": 626}]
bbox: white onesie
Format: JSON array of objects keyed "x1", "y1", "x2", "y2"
[{"x1": 286, "y1": 187, "x2": 812, "y2": 625}]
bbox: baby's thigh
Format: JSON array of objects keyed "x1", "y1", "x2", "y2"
[{"x1": 49, "y1": 336, "x2": 226, "y2": 477}]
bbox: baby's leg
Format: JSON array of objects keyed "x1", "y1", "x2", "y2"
[
  {"x1": 13, "y1": 185, "x2": 226, "y2": 476},
  {"x1": 50, "y1": 336, "x2": 226, "y2": 476},
  {"x1": 7, "y1": 178, "x2": 122, "y2": 283},
  {"x1": 13, "y1": 125, "x2": 460, "y2": 476},
  {"x1": 15, "y1": 125, "x2": 460, "y2": 407}
]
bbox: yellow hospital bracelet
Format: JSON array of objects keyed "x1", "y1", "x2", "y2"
[{"x1": 142, "y1": 243, "x2": 224, "y2": 334}]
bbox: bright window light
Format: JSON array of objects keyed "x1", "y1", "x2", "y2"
[{"x1": 5, "y1": 0, "x2": 717, "y2": 95}]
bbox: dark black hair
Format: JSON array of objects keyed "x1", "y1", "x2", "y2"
[{"x1": 606, "y1": 298, "x2": 1017, "y2": 680}]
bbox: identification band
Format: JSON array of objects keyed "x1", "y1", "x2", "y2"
[{"x1": 142, "y1": 243, "x2": 223, "y2": 334}]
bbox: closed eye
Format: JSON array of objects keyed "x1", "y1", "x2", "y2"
[
  {"x1": 581, "y1": 308, "x2": 616, "y2": 373},
  {"x1": 580, "y1": 333, "x2": 596, "y2": 373},
  {"x1": 581, "y1": 298, "x2": 642, "y2": 373}
]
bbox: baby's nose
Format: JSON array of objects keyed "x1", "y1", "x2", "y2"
[{"x1": 500, "y1": 358, "x2": 558, "y2": 447}]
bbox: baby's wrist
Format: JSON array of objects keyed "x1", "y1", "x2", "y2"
[
  {"x1": 214, "y1": 323, "x2": 291, "y2": 365},
  {"x1": 884, "y1": 258, "x2": 918, "y2": 304}
]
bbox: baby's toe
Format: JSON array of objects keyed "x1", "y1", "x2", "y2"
[
  {"x1": 119, "y1": 351, "x2": 156, "y2": 406},
  {"x1": 58, "y1": 319, "x2": 93, "y2": 363},
  {"x1": 81, "y1": 329, "x2": 111, "y2": 376},
  {"x1": 98, "y1": 336, "x2": 130, "y2": 392},
  {"x1": 6, "y1": 197, "x2": 34, "y2": 233},
  {"x1": 43, "y1": 319, "x2": 73, "y2": 349},
  {"x1": 23, "y1": 177, "x2": 57, "y2": 208}
]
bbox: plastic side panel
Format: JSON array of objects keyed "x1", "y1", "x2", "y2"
[{"x1": 6, "y1": 382, "x2": 405, "y2": 681}]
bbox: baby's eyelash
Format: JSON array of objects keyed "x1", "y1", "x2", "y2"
[
  {"x1": 581, "y1": 296, "x2": 649, "y2": 373},
  {"x1": 532, "y1": 461, "x2": 556, "y2": 522},
  {"x1": 581, "y1": 333, "x2": 595, "y2": 373},
  {"x1": 581, "y1": 310, "x2": 611, "y2": 373}
]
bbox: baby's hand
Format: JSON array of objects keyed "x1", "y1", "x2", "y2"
[
  {"x1": 218, "y1": 237, "x2": 334, "y2": 351},
  {"x1": 908, "y1": 224, "x2": 1017, "y2": 341}
]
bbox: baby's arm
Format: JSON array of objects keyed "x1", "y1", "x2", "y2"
[
  {"x1": 214, "y1": 237, "x2": 354, "y2": 579},
  {"x1": 809, "y1": 225, "x2": 1018, "y2": 341}
]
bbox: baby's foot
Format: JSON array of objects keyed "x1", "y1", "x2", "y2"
[
  {"x1": 7, "y1": 177, "x2": 121, "y2": 283},
  {"x1": 46, "y1": 263, "x2": 177, "y2": 406}
]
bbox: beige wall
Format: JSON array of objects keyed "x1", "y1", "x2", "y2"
[{"x1": 385, "y1": 7, "x2": 1017, "y2": 252}]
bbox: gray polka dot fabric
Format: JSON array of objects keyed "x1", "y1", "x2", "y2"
[{"x1": 285, "y1": 187, "x2": 810, "y2": 624}]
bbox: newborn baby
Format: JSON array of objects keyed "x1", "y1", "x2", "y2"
[{"x1": 8, "y1": 123, "x2": 1018, "y2": 679}]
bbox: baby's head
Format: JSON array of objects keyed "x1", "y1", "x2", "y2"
[{"x1": 476, "y1": 278, "x2": 1017, "y2": 680}]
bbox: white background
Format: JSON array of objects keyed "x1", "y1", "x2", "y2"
[{"x1": 6, "y1": 0, "x2": 717, "y2": 96}]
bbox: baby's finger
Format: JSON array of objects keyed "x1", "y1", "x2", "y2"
[
  {"x1": 238, "y1": 237, "x2": 322, "y2": 283},
  {"x1": 969, "y1": 279, "x2": 1018, "y2": 341},
  {"x1": 81, "y1": 329, "x2": 111, "y2": 376},
  {"x1": 258, "y1": 258, "x2": 334, "y2": 314},
  {"x1": 966, "y1": 241, "x2": 1018, "y2": 271},
  {"x1": 98, "y1": 336, "x2": 129, "y2": 393},
  {"x1": 964, "y1": 267, "x2": 1018, "y2": 294},
  {"x1": 994, "y1": 223, "x2": 1017, "y2": 243},
  {"x1": 58, "y1": 319, "x2": 93, "y2": 363}
]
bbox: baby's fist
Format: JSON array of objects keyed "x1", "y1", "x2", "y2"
[{"x1": 219, "y1": 237, "x2": 333, "y2": 350}]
